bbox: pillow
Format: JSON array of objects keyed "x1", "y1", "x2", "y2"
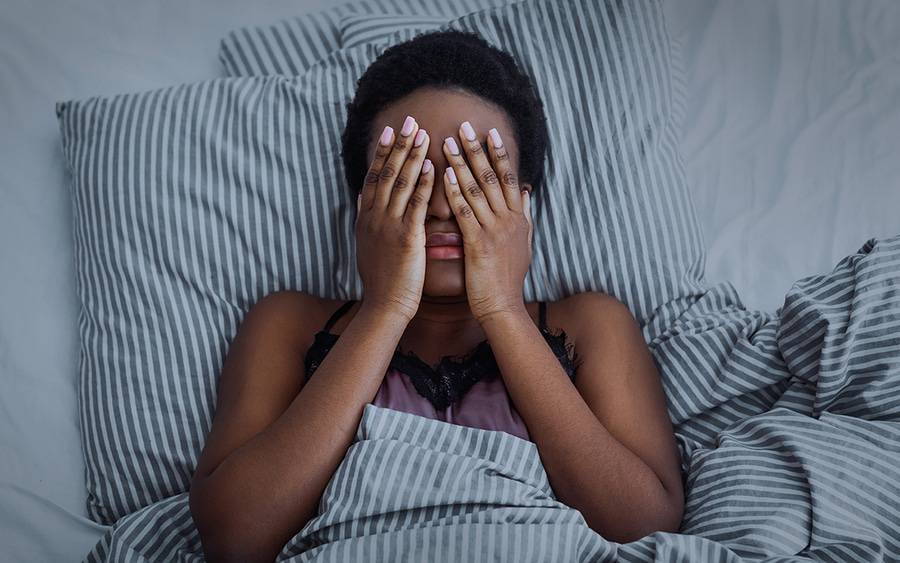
[
  {"x1": 218, "y1": 0, "x2": 512, "y2": 76},
  {"x1": 220, "y1": 0, "x2": 707, "y2": 320},
  {"x1": 58, "y1": 0, "x2": 706, "y2": 525},
  {"x1": 340, "y1": 13, "x2": 446, "y2": 49}
]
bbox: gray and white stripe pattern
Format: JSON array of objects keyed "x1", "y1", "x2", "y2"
[
  {"x1": 226, "y1": 0, "x2": 709, "y2": 324},
  {"x1": 59, "y1": 0, "x2": 707, "y2": 527},
  {"x1": 222, "y1": 0, "x2": 710, "y2": 318},
  {"x1": 218, "y1": 0, "x2": 513, "y2": 76},
  {"x1": 340, "y1": 13, "x2": 448, "y2": 49},
  {"x1": 84, "y1": 235, "x2": 900, "y2": 561},
  {"x1": 60, "y1": 0, "x2": 900, "y2": 559}
]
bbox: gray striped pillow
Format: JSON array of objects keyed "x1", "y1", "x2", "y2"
[
  {"x1": 59, "y1": 0, "x2": 706, "y2": 525},
  {"x1": 220, "y1": 0, "x2": 707, "y2": 318},
  {"x1": 218, "y1": 0, "x2": 513, "y2": 76},
  {"x1": 340, "y1": 13, "x2": 447, "y2": 49}
]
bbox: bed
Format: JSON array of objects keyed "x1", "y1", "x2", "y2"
[{"x1": 1, "y1": 0, "x2": 898, "y2": 560}]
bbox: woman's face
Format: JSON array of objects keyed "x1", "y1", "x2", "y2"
[{"x1": 365, "y1": 86, "x2": 528, "y2": 299}]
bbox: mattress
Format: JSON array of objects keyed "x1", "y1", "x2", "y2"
[{"x1": 1, "y1": 0, "x2": 898, "y2": 560}]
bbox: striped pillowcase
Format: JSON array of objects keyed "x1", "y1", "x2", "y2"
[
  {"x1": 340, "y1": 13, "x2": 447, "y2": 49},
  {"x1": 219, "y1": 0, "x2": 708, "y2": 319},
  {"x1": 59, "y1": 0, "x2": 706, "y2": 525},
  {"x1": 218, "y1": 0, "x2": 513, "y2": 76}
]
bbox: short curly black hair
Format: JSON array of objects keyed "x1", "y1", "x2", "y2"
[{"x1": 340, "y1": 29, "x2": 549, "y2": 198}]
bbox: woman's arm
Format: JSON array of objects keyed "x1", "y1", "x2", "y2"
[
  {"x1": 435, "y1": 121, "x2": 682, "y2": 539},
  {"x1": 191, "y1": 115, "x2": 433, "y2": 562},
  {"x1": 480, "y1": 291, "x2": 684, "y2": 542},
  {"x1": 189, "y1": 292, "x2": 409, "y2": 563}
]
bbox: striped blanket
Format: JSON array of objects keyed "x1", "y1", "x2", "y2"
[{"x1": 84, "y1": 234, "x2": 900, "y2": 562}]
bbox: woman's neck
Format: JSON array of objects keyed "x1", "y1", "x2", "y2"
[
  {"x1": 399, "y1": 295, "x2": 485, "y2": 360},
  {"x1": 408, "y1": 295, "x2": 480, "y2": 331}
]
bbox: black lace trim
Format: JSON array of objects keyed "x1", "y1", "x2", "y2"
[{"x1": 303, "y1": 327, "x2": 580, "y2": 411}]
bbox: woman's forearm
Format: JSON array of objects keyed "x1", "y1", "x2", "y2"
[
  {"x1": 190, "y1": 302, "x2": 408, "y2": 562},
  {"x1": 480, "y1": 308, "x2": 681, "y2": 542}
]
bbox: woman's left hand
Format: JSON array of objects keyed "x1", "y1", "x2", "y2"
[{"x1": 442, "y1": 122, "x2": 533, "y2": 324}]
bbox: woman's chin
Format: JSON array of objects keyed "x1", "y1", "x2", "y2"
[{"x1": 423, "y1": 265, "x2": 466, "y2": 297}]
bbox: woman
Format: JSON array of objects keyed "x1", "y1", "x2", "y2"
[{"x1": 189, "y1": 30, "x2": 683, "y2": 562}]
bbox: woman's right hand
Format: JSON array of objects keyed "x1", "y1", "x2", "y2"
[{"x1": 356, "y1": 115, "x2": 434, "y2": 323}]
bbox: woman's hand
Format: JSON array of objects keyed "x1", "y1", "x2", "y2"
[
  {"x1": 441, "y1": 122, "x2": 533, "y2": 324},
  {"x1": 357, "y1": 115, "x2": 434, "y2": 322}
]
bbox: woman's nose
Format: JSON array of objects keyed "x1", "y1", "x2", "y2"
[{"x1": 426, "y1": 166, "x2": 455, "y2": 220}]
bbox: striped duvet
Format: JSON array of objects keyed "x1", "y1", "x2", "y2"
[{"x1": 84, "y1": 234, "x2": 900, "y2": 562}]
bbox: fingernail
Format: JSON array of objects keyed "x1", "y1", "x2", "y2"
[
  {"x1": 444, "y1": 137, "x2": 459, "y2": 155},
  {"x1": 401, "y1": 115, "x2": 416, "y2": 136},
  {"x1": 379, "y1": 126, "x2": 393, "y2": 146},
  {"x1": 461, "y1": 121, "x2": 476, "y2": 141},
  {"x1": 489, "y1": 128, "x2": 502, "y2": 148},
  {"x1": 446, "y1": 167, "x2": 457, "y2": 184},
  {"x1": 414, "y1": 129, "x2": 427, "y2": 147},
  {"x1": 422, "y1": 159, "x2": 432, "y2": 173}
]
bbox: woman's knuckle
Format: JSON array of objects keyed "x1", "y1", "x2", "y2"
[
  {"x1": 502, "y1": 170, "x2": 518, "y2": 185},
  {"x1": 364, "y1": 170, "x2": 380, "y2": 185},
  {"x1": 379, "y1": 163, "x2": 396, "y2": 180},
  {"x1": 394, "y1": 174, "x2": 410, "y2": 191},
  {"x1": 457, "y1": 204, "x2": 474, "y2": 218},
  {"x1": 408, "y1": 193, "x2": 425, "y2": 208},
  {"x1": 479, "y1": 169, "x2": 498, "y2": 184},
  {"x1": 464, "y1": 183, "x2": 482, "y2": 197}
]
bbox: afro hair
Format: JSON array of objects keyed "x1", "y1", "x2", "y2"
[{"x1": 340, "y1": 29, "x2": 550, "y2": 198}]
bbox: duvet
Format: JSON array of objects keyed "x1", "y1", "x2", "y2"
[{"x1": 84, "y1": 234, "x2": 900, "y2": 562}]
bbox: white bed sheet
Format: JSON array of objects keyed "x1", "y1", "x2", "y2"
[
  {"x1": 0, "y1": 0, "x2": 352, "y2": 560},
  {"x1": 1, "y1": 0, "x2": 898, "y2": 560},
  {"x1": 666, "y1": 0, "x2": 900, "y2": 312}
]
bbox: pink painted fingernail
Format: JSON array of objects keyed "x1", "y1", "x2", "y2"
[
  {"x1": 489, "y1": 128, "x2": 502, "y2": 148},
  {"x1": 422, "y1": 159, "x2": 432, "y2": 173},
  {"x1": 446, "y1": 167, "x2": 457, "y2": 184},
  {"x1": 414, "y1": 129, "x2": 427, "y2": 147},
  {"x1": 444, "y1": 137, "x2": 459, "y2": 155},
  {"x1": 401, "y1": 115, "x2": 416, "y2": 136},
  {"x1": 379, "y1": 126, "x2": 393, "y2": 146},
  {"x1": 461, "y1": 121, "x2": 476, "y2": 141}
]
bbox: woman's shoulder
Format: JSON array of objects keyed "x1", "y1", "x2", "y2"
[
  {"x1": 551, "y1": 291, "x2": 627, "y2": 316},
  {"x1": 544, "y1": 291, "x2": 631, "y2": 344},
  {"x1": 247, "y1": 290, "x2": 349, "y2": 342}
]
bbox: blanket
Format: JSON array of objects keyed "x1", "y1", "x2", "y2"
[{"x1": 84, "y1": 234, "x2": 900, "y2": 562}]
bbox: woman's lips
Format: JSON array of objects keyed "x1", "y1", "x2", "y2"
[
  {"x1": 425, "y1": 232, "x2": 463, "y2": 260},
  {"x1": 426, "y1": 246, "x2": 463, "y2": 260},
  {"x1": 426, "y1": 232, "x2": 462, "y2": 247}
]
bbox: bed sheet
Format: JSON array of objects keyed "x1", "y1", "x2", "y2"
[
  {"x1": 665, "y1": 0, "x2": 900, "y2": 311},
  {"x1": 1, "y1": 0, "x2": 898, "y2": 561},
  {"x1": 0, "y1": 0, "x2": 354, "y2": 560}
]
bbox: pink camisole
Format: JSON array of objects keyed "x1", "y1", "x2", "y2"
[{"x1": 303, "y1": 300, "x2": 578, "y2": 442}]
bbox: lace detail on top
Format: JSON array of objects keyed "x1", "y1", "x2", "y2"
[{"x1": 302, "y1": 301, "x2": 581, "y2": 411}]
